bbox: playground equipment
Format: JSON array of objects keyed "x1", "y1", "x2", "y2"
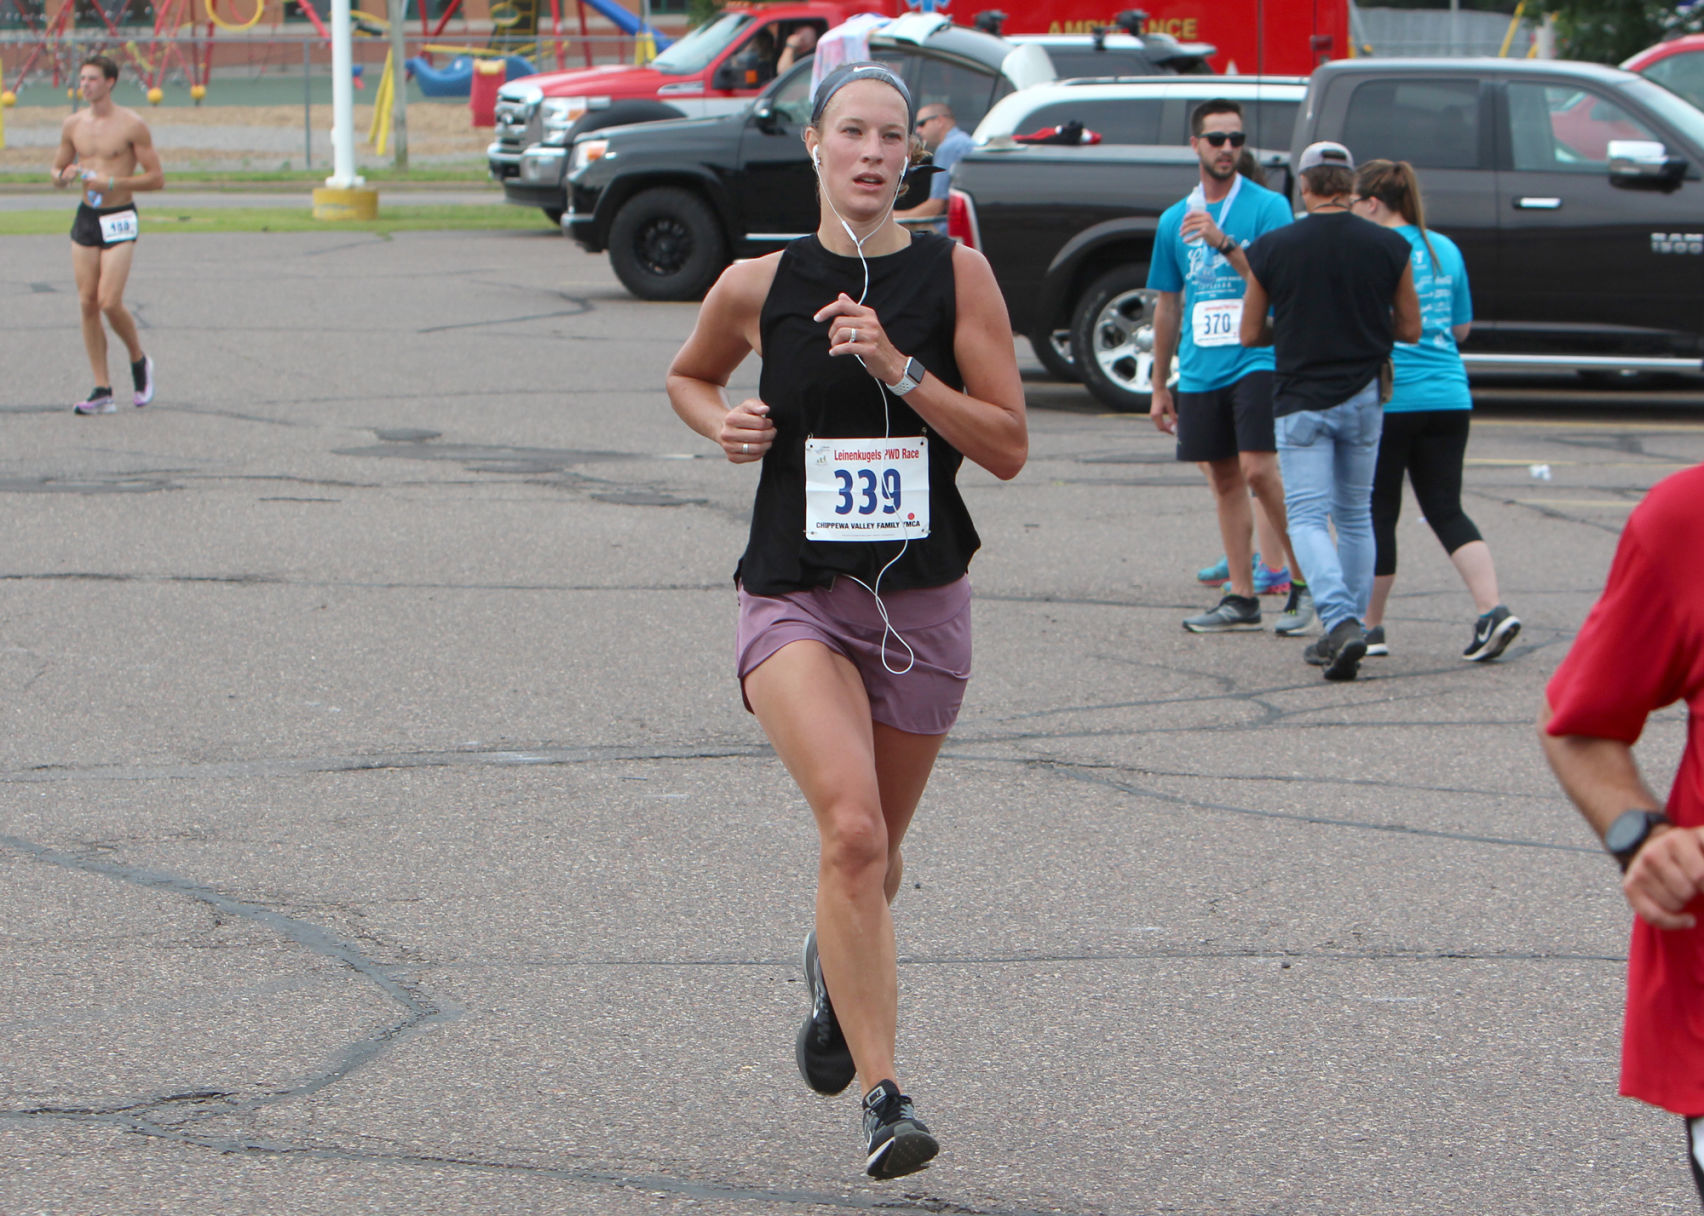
[{"x1": 404, "y1": 48, "x2": 534, "y2": 96}]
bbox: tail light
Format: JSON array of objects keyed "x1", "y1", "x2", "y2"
[{"x1": 946, "y1": 188, "x2": 980, "y2": 250}]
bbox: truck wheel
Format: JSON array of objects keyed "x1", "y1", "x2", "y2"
[
  {"x1": 1028, "y1": 324, "x2": 1079, "y2": 382},
  {"x1": 1070, "y1": 265, "x2": 1159, "y2": 413},
  {"x1": 607, "y1": 187, "x2": 727, "y2": 301}
]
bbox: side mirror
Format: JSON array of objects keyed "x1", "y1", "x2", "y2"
[
  {"x1": 1608, "y1": 138, "x2": 1686, "y2": 185},
  {"x1": 752, "y1": 96, "x2": 780, "y2": 132},
  {"x1": 712, "y1": 63, "x2": 742, "y2": 92}
]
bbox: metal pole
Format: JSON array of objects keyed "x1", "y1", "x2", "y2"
[
  {"x1": 328, "y1": 0, "x2": 361, "y2": 187},
  {"x1": 303, "y1": 38, "x2": 312, "y2": 169},
  {"x1": 387, "y1": 0, "x2": 408, "y2": 169}
]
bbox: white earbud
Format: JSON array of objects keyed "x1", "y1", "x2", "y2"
[{"x1": 812, "y1": 146, "x2": 821, "y2": 168}]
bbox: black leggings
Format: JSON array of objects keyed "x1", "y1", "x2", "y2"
[{"x1": 1371, "y1": 409, "x2": 1483, "y2": 579}]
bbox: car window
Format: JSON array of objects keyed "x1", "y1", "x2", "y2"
[
  {"x1": 651, "y1": 11, "x2": 750, "y2": 75},
  {"x1": 1341, "y1": 78, "x2": 1482, "y2": 170},
  {"x1": 1159, "y1": 99, "x2": 1299, "y2": 151},
  {"x1": 768, "y1": 60, "x2": 815, "y2": 125},
  {"x1": 1640, "y1": 50, "x2": 1704, "y2": 112},
  {"x1": 1507, "y1": 82, "x2": 1660, "y2": 169},
  {"x1": 1043, "y1": 48, "x2": 1161, "y2": 78},
  {"x1": 912, "y1": 56, "x2": 1001, "y2": 131},
  {"x1": 1018, "y1": 98, "x2": 1165, "y2": 143}
]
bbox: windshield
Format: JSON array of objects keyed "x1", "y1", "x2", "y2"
[
  {"x1": 650, "y1": 12, "x2": 752, "y2": 75},
  {"x1": 1623, "y1": 76, "x2": 1704, "y2": 153}
]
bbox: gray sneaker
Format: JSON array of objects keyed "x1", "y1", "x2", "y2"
[
  {"x1": 1321, "y1": 617, "x2": 1367, "y2": 681},
  {"x1": 1364, "y1": 625, "x2": 1389, "y2": 656},
  {"x1": 1274, "y1": 584, "x2": 1316, "y2": 636},
  {"x1": 1183, "y1": 594, "x2": 1261, "y2": 633}
]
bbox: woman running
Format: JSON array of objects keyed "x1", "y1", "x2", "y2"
[
  {"x1": 1351, "y1": 159, "x2": 1520, "y2": 662},
  {"x1": 665, "y1": 61, "x2": 1027, "y2": 1179}
]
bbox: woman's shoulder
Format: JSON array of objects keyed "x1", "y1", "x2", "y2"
[{"x1": 709, "y1": 250, "x2": 784, "y2": 316}]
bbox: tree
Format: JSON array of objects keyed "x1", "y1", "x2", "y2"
[{"x1": 1547, "y1": 0, "x2": 1704, "y2": 63}]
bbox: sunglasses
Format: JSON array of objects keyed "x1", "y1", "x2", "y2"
[
  {"x1": 1201, "y1": 131, "x2": 1247, "y2": 148},
  {"x1": 916, "y1": 114, "x2": 942, "y2": 128}
]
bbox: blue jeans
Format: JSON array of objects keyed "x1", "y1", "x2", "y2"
[{"x1": 1276, "y1": 380, "x2": 1383, "y2": 632}]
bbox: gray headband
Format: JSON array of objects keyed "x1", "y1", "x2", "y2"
[{"x1": 809, "y1": 61, "x2": 913, "y2": 129}]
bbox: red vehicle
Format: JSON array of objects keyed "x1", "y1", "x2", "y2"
[
  {"x1": 1623, "y1": 33, "x2": 1704, "y2": 112},
  {"x1": 1004, "y1": 0, "x2": 1350, "y2": 74}
]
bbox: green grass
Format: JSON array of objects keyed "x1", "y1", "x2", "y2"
[
  {"x1": 0, "y1": 203, "x2": 556, "y2": 235},
  {"x1": 0, "y1": 165, "x2": 498, "y2": 188}
]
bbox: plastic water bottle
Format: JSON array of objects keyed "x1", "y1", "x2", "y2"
[
  {"x1": 1182, "y1": 183, "x2": 1206, "y2": 243},
  {"x1": 82, "y1": 168, "x2": 102, "y2": 208}
]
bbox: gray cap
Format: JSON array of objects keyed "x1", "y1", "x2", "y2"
[{"x1": 1297, "y1": 140, "x2": 1354, "y2": 172}]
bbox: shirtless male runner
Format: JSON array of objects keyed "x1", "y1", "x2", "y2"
[{"x1": 52, "y1": 54, "x2": 164, "y2": 415}]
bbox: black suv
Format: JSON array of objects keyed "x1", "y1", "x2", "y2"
[{"x1": 563, "y1": 16, "x2": 1055, "y2": 300}]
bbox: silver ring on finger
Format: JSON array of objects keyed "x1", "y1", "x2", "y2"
[
  {"x1": 742, "y1": 442, "x2": 750, "y2": 454},
  {"x1": 847, "y1": 327, "x2": 857, "y2": 344}
]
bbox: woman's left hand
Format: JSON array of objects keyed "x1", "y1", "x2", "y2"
[{"x1": 814, "y1": 293, "x2": 904, "y2": 385}]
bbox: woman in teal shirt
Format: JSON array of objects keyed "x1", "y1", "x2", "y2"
[{"x1": 1351, "y1": 159, "x2": 1520, "y2": 663}]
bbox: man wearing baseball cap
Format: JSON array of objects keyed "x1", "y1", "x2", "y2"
[{"x1": 1233, "y1": 140, "x2": 1422, "y2": 680}]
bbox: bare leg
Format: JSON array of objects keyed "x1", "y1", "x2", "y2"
[
  {"x1": 1241, "y1": 450, "x2": 1299, "y2": 577},
  {"x1": 745, "y1": 641, "x2": 945, "y2": 1098},
  {"x1": 1368, "y1": 573, "x2": 1395, "y2": 628},
  {"x1": 1448, "y1": 540, "x2": 1501, "y2": 614},
  {"x1": 72, "y1": 244, "x2": 108, "y2": 387},
  {"x1": 1204, "y1": 456, "x2": 1255, "y2": 597},
  {"x1": 96, "y1": 243, "x2": 145, "y2": 363}
]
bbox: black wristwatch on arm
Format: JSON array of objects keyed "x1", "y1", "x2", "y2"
[{"x1": 1605, "y1": 808, "x2": 1671, "y2": 872}]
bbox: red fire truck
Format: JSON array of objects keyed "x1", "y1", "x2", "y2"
[{"x1": 988, "y1": 0, "x2": 1350, "y2": 75}]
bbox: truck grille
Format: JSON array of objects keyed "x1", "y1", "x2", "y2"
[{"x1": 492, "y1": 98, "x2": 537, "y2": 155}]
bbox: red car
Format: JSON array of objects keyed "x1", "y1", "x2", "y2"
[{"x1": 1623, "y1": 33, "x2": 1704, "y2": 112}]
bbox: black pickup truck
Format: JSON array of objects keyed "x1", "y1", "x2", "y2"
[{"x1": 951, "y1": 57, "x2": 1704, "y2": 411}]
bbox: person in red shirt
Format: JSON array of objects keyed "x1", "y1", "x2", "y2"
[{"x1": 1540, "y1": 461, "x2": 1704, "y2": 1206}]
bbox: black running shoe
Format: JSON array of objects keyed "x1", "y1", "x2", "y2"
[
  {"x1": 796, "y1": 931, "x2": 855, "y2": 1096},
  {"x1": 1322, "y1": 617, "x2": 1367, "y2": 681},
  {"x1": 1463, "y1": 605, "x2": 1520, "y2": 662},
  {"x1": 73, "y1": 386, "x2": 115, "y2": 415},
  {"x1": 861, "y1": 1080, "x2": 938, "y2": 1180}
]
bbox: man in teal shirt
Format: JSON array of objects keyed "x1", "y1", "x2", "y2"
[{"x1": 1148, "y1": 99, "x2": 1300, "y2": 634}]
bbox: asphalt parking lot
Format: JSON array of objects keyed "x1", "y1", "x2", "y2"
[{"x1": 3, "y1": 225, "x2": 1703, "y2": 1216}]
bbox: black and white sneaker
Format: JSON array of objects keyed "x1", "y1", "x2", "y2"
[
  {"x1": 73, "y1": 386, "x2": 116, "y2": 415},
  {"x1": 796, "y1": 931, "x2": 855, "y2": 1096},
  {"x1": 1463, "y1": 605, "x2": 1520, "y2": 662},
  {"x1": 861, "y1": 1080, "x2": 938, "y2": 1180},
  {"x1": 131, "y1": 355, "x2": 154, "y2": 407},
  {"x1": 1364, "y1": 625, "x2": 1389, "y2": 657}
]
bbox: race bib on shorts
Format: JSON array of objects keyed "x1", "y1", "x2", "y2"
[
  {"x1": 1192, "y1": 298, "x2": 1242, "y2": 347},
  {"x1": 99, "y1": 210, "x2": 139, "y2": 244},
  {"x1": 803, "y1": 436, "x2": 930, "y2": 542}
]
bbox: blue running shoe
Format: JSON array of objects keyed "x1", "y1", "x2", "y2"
[
  {"x1": 1196, "y1": 554, "x2": 1233, "y2": 584},
  {"x1": 1224, "y1": 562, "x2": 1291, "y2": 597}
]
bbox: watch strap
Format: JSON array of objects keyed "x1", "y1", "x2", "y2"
[{"x1": 888, "y1": 356, "x2": 924, "y2": 396}]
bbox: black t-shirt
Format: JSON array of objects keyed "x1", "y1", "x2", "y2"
[
  {"x1": 738, "y1": 231, "x2": 980, "y2": 595},
  {"x1": 1244, "y1": 210, "x2": 1412, "y2": 416}
]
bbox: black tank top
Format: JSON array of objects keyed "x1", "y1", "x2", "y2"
[{"x1": 737, "y1": 231, "x2": 980, "y2": 595}]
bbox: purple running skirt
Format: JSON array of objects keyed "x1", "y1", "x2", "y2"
[{"x1": 736, "y1": 575, "x2": 971, "y2": 736}]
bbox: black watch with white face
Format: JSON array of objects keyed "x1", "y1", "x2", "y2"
[
  {"x1": 1605, "y1": 808, "x2": 1670, "y2": 872},
  {"x1": 887, "y1": 356, "x2": 924, "y2": 396}
]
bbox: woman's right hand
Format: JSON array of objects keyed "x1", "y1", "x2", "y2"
[{"x1": 719, "y1": 398, "x2": 775, "y2": 463}]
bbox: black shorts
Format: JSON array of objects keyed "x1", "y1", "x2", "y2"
[
  {"x1": 71, "y1": 201, "x2": 140, "y2": 250},
  {"x1": 1175, "y1": 370, "x2": 1276, "y2": 463}
]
